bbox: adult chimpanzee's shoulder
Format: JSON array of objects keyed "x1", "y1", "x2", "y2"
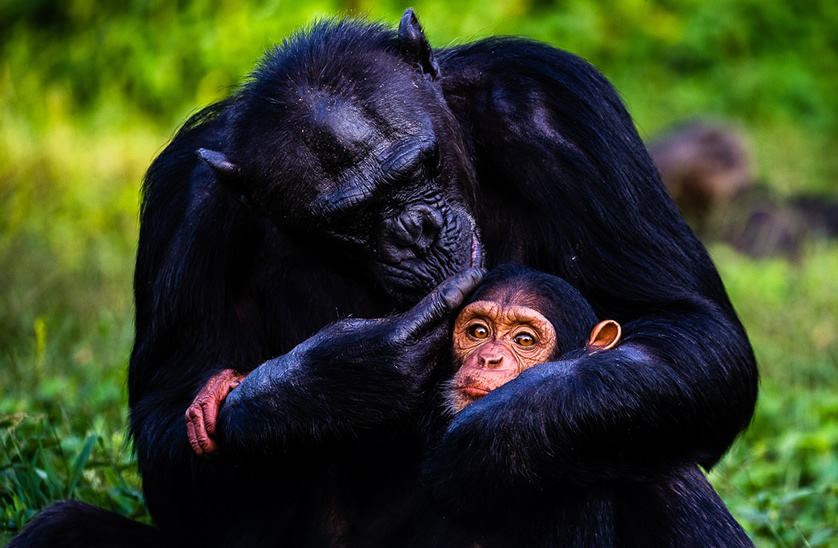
[
  {"x1": 136, "y1": 96, "x2": 243, "y2": 279},
  {"x1": 436, "y1": 36, "x2": 617, "y2": 104},
  {"x1": 438, "y1": 36, "x2": 585, "y2": 70},
  {"x1": 143, "y1": 98, "x2": 231, "y2": 195}
]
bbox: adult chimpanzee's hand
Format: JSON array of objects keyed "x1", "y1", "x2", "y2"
[
  {"x1": 187, "y1": 268, "x2": 483, "y2": 456},
  {"x1": 185, "y1": 369, "x2": 246, "y2": 456}
]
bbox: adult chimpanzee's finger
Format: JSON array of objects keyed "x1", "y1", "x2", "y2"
[
  {"x1": 184, "y1": 369, "x2": 245, "y2": 456},
  {"x1": 397, "y1": 268, "x2": 484, "y2": 342},
  {"x1": 185, "y1": 403, "x2": 214, "y2": 456}
]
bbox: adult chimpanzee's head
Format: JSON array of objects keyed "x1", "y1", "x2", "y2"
[{"x1": 198, "y1": 10, "x2": 480, "y2": 304}]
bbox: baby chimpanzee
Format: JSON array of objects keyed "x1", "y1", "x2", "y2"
[{"x1": 446, "y1": 265, "x2": 619, "y2": 413}]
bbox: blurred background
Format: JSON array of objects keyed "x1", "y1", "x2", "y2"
[{"x1": 1, "y1": 0, "x2": 836, "y2": 545}]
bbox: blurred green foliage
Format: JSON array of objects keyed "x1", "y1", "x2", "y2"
[
  {"x1": 1, "y1": 0, "x2": 837, "y2": 545},
  {"x1": 708, "y1": 244, "x2": 838, "y2": 546}
]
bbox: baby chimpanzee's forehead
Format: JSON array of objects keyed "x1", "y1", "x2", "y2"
[
  {"x1": 459, "y1": 300, "x2": 548, "y2": 325},
  {"x1": 472, "y1": 285, "x2": 542, "y2": 311}
]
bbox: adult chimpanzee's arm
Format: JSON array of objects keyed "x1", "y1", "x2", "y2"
[
  {"x1": 425, "y1": 38, "x2": 758, "y2": 519},
  {"x1": 213, "y1": 268, "x2": 483, "y2": 456}
]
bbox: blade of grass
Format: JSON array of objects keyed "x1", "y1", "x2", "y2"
[{"x1": 66, "y1": 434, "x2": 98, "y2": 498}]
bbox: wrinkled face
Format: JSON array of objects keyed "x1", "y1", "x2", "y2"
[
  {"x1": 448, "y1": 300, "x2": 557, "y2": 412},
  {"x1": 230, "y1": 51, "x2": 481, "y2": 305}
]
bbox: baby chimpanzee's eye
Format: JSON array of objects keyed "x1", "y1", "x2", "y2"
[
  {"x1": 513, "y1": 332, "x2": 535, "y2": 347},
  {"x1": 468, "y1": 323, "x2": 489, "y2": 339}
]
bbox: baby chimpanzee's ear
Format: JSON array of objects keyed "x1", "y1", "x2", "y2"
[{"x1": 587, "y1": 320, "x2": 621, "y2": 350}]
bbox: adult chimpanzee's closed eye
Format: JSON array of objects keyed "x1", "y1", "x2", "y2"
[{"x1": 9, "y1": 8, "x2": 756, "y2": 548}]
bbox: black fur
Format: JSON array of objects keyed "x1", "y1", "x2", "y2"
[
  {"x1": 433, "y1": 464, "x2": 753, "y2": 547},
  {"x1": 7, "y1": 501, "x2": 164, "y2": 548},
  {"x1": 9, "y1": 10, "x2": 756, "y2": 547}
]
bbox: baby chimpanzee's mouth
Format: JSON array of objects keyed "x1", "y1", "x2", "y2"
[{"x1": 457, "y1": 386, "x2": 489, "y2": 399}]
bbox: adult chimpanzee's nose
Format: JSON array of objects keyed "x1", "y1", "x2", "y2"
[{"x1": 378, "y1": 204, "x2": 443, "y2": 263}]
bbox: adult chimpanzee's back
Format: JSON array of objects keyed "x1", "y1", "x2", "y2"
[{"x1": 8, "y1": 10, "x2": 756, "y2": 547}]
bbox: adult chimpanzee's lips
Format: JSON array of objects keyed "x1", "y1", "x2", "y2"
[{"x1": 377, "y1": 230, "x2": 481, "y2": 305}]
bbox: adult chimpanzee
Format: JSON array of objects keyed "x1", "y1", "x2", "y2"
[
  {"x1": 8, "y1": 8, "x2": 757, "y2": 548},
  {"x1": 430, "y1": 265, "x2": 753, "y2": 546}
]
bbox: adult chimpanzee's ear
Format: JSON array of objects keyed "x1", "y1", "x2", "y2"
[
  {"x1": 197, "y1": 148, "x2": 253, "y2": 207},
  {"x1": 398, "y1": 9, "x2": 441, "y2": 80},
  {"x1": 198, "y1": 148, "x2": 239, "y2": 178},
  {"x1": 587, "y1": 320, "x2": 622, "y2": 350}
]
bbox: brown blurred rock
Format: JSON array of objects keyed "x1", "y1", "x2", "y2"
[{"x1": 649, "y1": 120, "x2": 837, "y2": 260}]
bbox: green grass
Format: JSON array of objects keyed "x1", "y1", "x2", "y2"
[
  {"x1": 708, "y1": 243, "x2": 838, "y2": 546},
  {"x1": 2, "y1": 1, "x2": 837, "y2": 545}
]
